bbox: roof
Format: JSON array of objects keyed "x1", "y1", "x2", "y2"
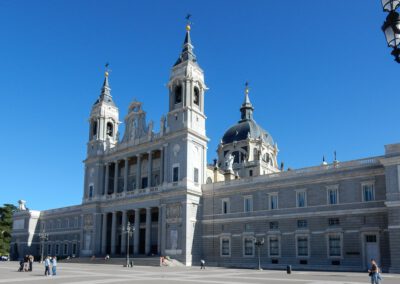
[{"x1": 221, "y1": 119, "x2": 274, "y2": 145}]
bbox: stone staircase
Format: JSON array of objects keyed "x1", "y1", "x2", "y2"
[
  {"x1": 60, "y1": 256, "x2": 161, "y2": 267},
  {"x1": 162, "y1": 258, "x2": 185, "y2": 267}
]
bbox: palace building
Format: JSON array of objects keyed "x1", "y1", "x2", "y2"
[{"x1": 11, "y1": 23, "x2": 400, "y2": 273}]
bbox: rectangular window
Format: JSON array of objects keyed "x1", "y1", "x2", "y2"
[
  {"x1": 328, "y1": 218, "x2": 340, "y2": 226},
  {"x1": 327, "y1": 186, "x2": 339, "y2": 205},
  {"x1": 244, "y1": 196, "x2": 253, "y2": 212},
  {"x1": 221, "y1": 238, "x2": 230, "y2": 256},
  {"x1": 269, "y1": 221, "x2": 279, "y2": 230},
  {"x1": 366, "y1": 235, "x2": 377, "y2": 243},
  {"x1": 173, "y1": 167, "x2": 179, "y2": 182},
  {"x1": 296, "y1": 190, "x2": 307, "y2": 208},
  {"x1": 194, "y1": 168, "x2": 199, "y2": 183},
  {"x1": 297, "y1": 236, "x2": 309, "y2": 257},
  {"x1": 269, "y1": 236, "x2": 280, "y2": 256},
  {"x1": 47, "y1": 244, "x2": 52, "y2": 255},
  {"x1": 244, "y1": 237, "x2": 254, "y2": 256},
  {"x1": 222, "y1": 198, "x2": 230, "y2": 214},
  {"x1": 362, "y1": 183, "x2": 375, "y2": 202},
  {"x1": 269, "y1": 193, "x2": 278, "y2": 210},
  {"x1": 63, "y1": 244, "x2": 68, "y2": 255},
  {"x1": 328, "y1": 234, "x2": 342, "y2": 257},
  {"x1": 297, "y1": 220, "x2": 308, "y2": 228},
  {"x1": 55, "y1": 244, "x2": 60, "y2": 255}
]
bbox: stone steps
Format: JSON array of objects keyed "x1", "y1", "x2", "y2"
[{"x1": 60, "y1": 256, "x2": 161, "y2": 267}]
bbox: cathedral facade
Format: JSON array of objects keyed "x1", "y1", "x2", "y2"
[{"x1": 11, "y1": 24, "x2": 400, "y2": 273}]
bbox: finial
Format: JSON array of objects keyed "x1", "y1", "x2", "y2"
[
  {"x1": 104, "y1": 62, "x2": 111, "y2": 77},
  {"x1": 322, "y1": 155, "x2": 328, "y2": 166},
  {"x1": 185, "y1": 14, "x2": 192, "y2": 31},
  {"x1": 245, "y1": 81, "x2": 249, "y2": 95}
]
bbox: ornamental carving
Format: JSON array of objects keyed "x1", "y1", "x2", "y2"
[
  {"x1": 83, "y1": 214, "x2": 93, "y2": 229},
  {"x1": 167, "y1": 204, "x2": 181, "y2": 219}
]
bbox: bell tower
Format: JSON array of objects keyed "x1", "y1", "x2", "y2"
[
  {"x1": 87, "y1": 68, "x2": 119, "y2": 157},
  {"x1": 167, "y1": 19, "x2": 207, "y2": 136}
]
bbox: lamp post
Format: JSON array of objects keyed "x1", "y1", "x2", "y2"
[
  {"x1": 122, "y1": 222, "x2": 135, "y2": 267},
  {"x1": 254, "y1": 238, "x2": 264, "y2": 270},
  {"x1": 381, "y1": 0, "x2": 400, "y2": 62},
  {"x1": 39, "y1": 230, "x2": 48, "y2": 263}
]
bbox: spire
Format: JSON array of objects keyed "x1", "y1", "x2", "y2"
[
  {"x1": 94, "y1": 63, "x2": 115, "y2": 106},
  {"x1": 101, "y1": 71, "x2": 111, "y2": 97},
  {"x1": 240, "y1": 82, "x2": 254, "y2": 121},
  {"x1": 174, "y1": 15, "x2": 197, "y2": 66}
]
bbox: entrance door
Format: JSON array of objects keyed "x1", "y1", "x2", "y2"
[{"x1": 365, "y1": 234, "x2": 380, "y2": 267}]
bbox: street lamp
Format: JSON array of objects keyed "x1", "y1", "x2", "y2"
[
  {"x1": 39, "y1": 230, "x2": 48, "y2": 263},
  {"x1": 254, "y1": 238, "x2": 264, "y2": 270},
  {"x1": 381, "y1": 0, "x2": 400, "y2": 62},
  {"x1": 382, "y1": 0, "x2": 400, "y2": 12},
  {"x1": 122, "y1": 222, "x2": 135, "y2": 267}
]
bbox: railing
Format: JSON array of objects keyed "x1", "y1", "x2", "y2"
[
  {"x1": 97, "y1": 181, "x2": 184, "y2": 200},
  {"x1": 205, "y1": 156, "x2": 382, "y2": 190}
]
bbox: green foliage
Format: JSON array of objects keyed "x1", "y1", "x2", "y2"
[{"x1": 0, "y1": 204, "x2": 17, "y2": 255}]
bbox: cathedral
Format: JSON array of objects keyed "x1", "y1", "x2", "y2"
[{"x1": 11, "y1": 22, "x2": 400, "y2": 273}]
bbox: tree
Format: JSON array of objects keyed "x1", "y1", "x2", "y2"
[{"x1": 0, "y1": 204, "x2": 17, "y2": 255}]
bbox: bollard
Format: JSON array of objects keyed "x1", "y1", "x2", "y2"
[{"x1": 286, "y1": 265, "x2": 292, "y2": 274}]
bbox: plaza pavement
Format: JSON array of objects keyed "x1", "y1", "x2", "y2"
[{"x1": 0, "y1": 261, "x2": 400, "y2": 284}]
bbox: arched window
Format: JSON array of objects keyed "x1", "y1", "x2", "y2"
[
  {"x1": 174, "y1": 85, "x2": 182, "y2": 104},
  {"x1": 92, "y1": 120, "x2": 97, "y2": 137},
  {"x1": 106, "y1": 122, "x2": 113, "y2": 137},
  {"x1": 194, "y1": 87, "x2": 200, "y2": 106}
]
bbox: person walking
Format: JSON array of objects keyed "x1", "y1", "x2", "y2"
[
  {"x1": 368, "y1": 259, "x2": 381, "y2": 284},
  {"x1": 200, "y1": 259, "x2": 205, "y2": 269},
  {"x1": 23, "y1": 255, "x2": 29, "y2": 272},
  {"x1": 44, "y1": 257, "x2": 51, "y2": 276},
  {"x1": 28, "y1": 255, "x2": 33, "y2": 271},
  {"x1": 51, "y1": 256, "x2": 57, "y2": 276}
]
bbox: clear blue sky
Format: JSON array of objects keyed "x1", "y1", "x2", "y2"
[{"x1": 0, "y1": 0, "x2": 397, "y2": 210}]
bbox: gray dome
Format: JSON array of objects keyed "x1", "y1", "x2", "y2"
[{"x1": 221, "y1": 119, "x2": 274, "y2": 145}]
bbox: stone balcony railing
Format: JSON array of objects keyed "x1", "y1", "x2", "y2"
[
  {"x1": 203, "y1": 156, "x2": 383, "y2": 191},
  {"x1": 83, "y1": 180, "x2": 190, "y2": 203}
]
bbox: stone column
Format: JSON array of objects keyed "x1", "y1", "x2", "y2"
[
  {"x1": 147, "y1": 151, "x2": 152, "y2": 187},
  {"x1": 134, "y1": 208, "x2": 140, "y2": 255},
  {"x1": 145, "y1": 207, "x2": 151, "y2": 255},
  {"x1": 104, "y1": 163, "x2": 109, "y2": 195},
  {"x1": 124, "y1": 158, "x2": 129, "y2": 192},
  {"x1": 157, "y1": 206, "x2": 162, "y2": 255},
  {"x1": 110, "y1": 212, "x2": 117, "y2": 255},
  {"x1": 136, "y1": 155, "x2": 141, "y2": 189},
  {"x1": 161, "y1": 204, "x2": 166, "y2": 255},
  {"x1": 114, "y1": 161, "x2": 119, "y2": 193},
  {"x1": 121, "y1": 210, "x2": 127, "y2": 254},
  {"x1": 159, "y1": 148, "x2": 164, "y2": 184},
  {"x1": 101, "y1": 213, "x2": 107, "y2": 254},
  {"x1": 200, "y1": 86, "x2": 204, "y2": 112},
  {"x1": 163, "y1": 144, "x2": 168, "y2": 184},
  {"x1": 79, "y1": 215, "x2": 84, "y2": 256}
]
